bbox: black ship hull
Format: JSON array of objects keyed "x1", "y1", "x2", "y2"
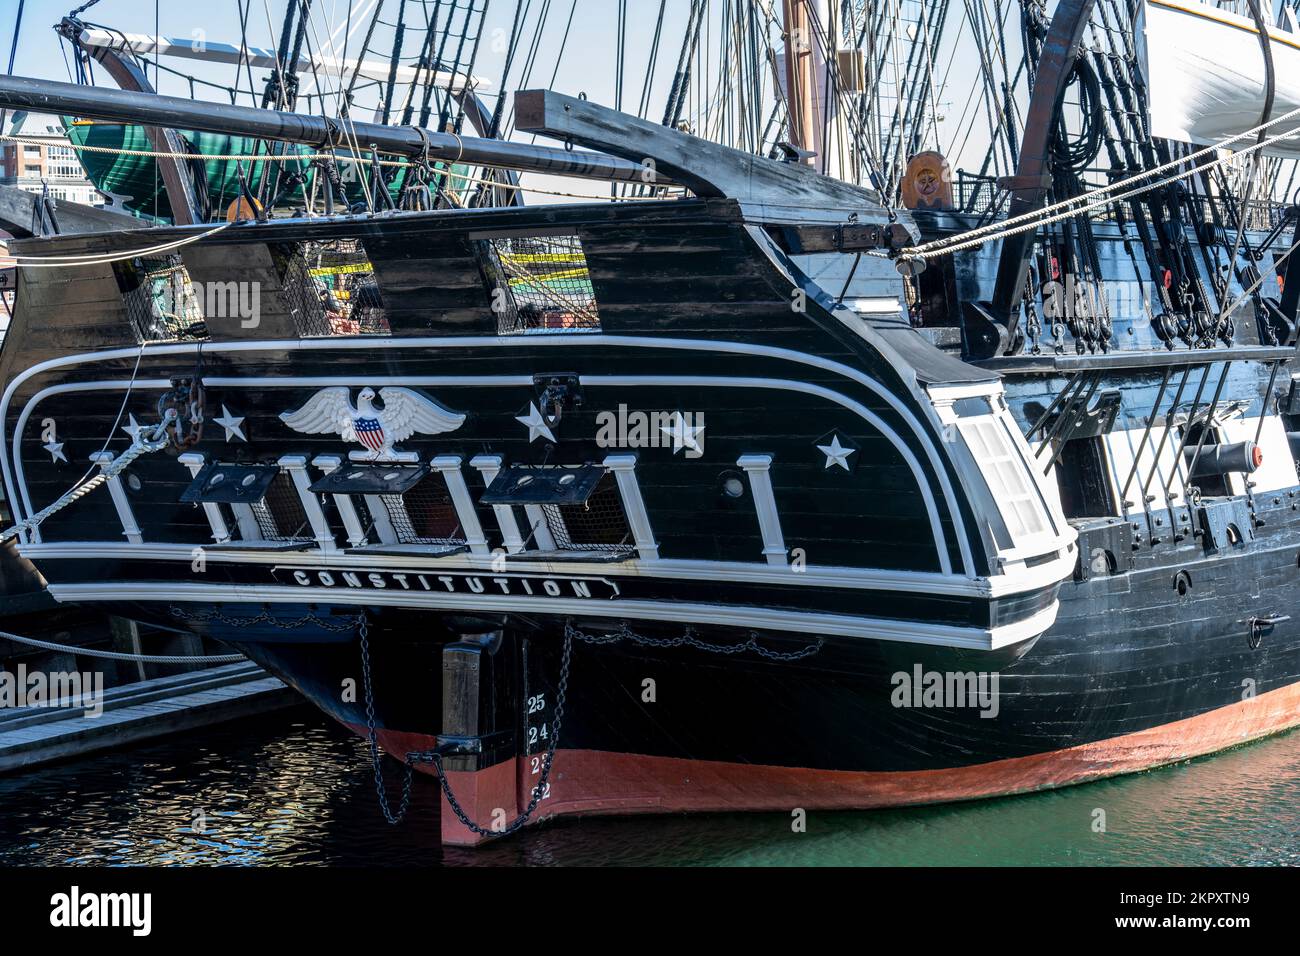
[
  {"x1": 4, "y1": 84, "x2": 1300, "y2": 845},
  {"x1": 72, "y1": 491, "x2": 1300, "y2": 844}
]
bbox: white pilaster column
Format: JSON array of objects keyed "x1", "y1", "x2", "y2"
[
  {"x1": 89, "y1": 451, "x2": 143, "y2": 544},
  {"x1": 279, "y1": 455, "x2": 334, "y2": 550},
  {"x1": 523, "y1": 504, "x2": 558, "y2": 551},
  {"x1": 432, "y1": 455, "x2": 488, "y2": 555},
  {"x1": 737, "y1": 454, "x2": 787, "y2": 566},
  {"x1": 469, "y1": 454, "x2": 525, "y2": 553},
  {"x1": 602, "y1": 454, "x2": 658, "y2": 560},
  {"x1": 312, "y1": 455, "x2": 367, "y2": 548},
  {"x1": 177, "y1": 452, "x2": 230, "y2": 544}
]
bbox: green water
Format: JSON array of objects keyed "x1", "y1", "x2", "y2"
[{"x1": 1, "y1": 707, "x2": 1297, "y2": 866}]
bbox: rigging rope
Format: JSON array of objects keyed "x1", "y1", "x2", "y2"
[
  {"x1": 900, "y1": 105, "x2": 1300, "y2": 260},
  {"x1": 0, "y1": 629, "x2": 244, "y2": 664},
  {"x1": 5, "y1": 223, "x2": 232, "y2": 268},
  {"x1": 0, "y1": 133, "x2": 662, "y2": 203}
]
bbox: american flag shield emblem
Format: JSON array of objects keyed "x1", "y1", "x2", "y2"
[{"x1": 354, "y1": 416, "x2": 386, "y2": 452}]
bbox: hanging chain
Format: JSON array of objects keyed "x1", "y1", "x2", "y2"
[
  {"x1": 563, "y1": 621, "x2": 823, "y2": 662},
  {"x1": 170, "y1": 607, "x2": 358, "y2": 632},
  {"x1": 423, "y1": 631, "x2": 574, "y2": 839},
  {"x1": 358, "y1": 612, "x2": 419, "y2": 825},
  {"x1": 359, "y1": 617, "x2": 820, "y2": 834}
]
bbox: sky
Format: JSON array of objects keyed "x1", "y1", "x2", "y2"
[{"x1": 2, "y1": 0, "x2": 675, "y2": 107}]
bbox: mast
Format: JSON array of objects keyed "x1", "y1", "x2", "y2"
[{"x1": 782, "y1": 0, "x2": 817, "y2": 162}]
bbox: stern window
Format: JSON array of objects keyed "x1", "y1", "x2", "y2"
[
  {"x1": 251, "y1": 472, "x2": 312, "y2": 542},
  {"x1": 381, "y1": 472, "x2": 463, "y2": 545},
  {"x1": 477, "y1": 233, "x2": 600, "y2": 334},
  {"x1": 276, "y1": 239, "x2": 392, "y2": 337},
  {"x1": 959, "y1": 417, "x2": 1049, "y2": 540},
  {"x1": 114, "y1": 254, "x2": 209, "y2": 342},
  {"x1": 540, "y1": 474, "x2": 632, "y2": 551}
]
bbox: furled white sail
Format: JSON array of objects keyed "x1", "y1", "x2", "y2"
[{"x1": 1142, "y1": 0, "x2": 1300, "y2": 157}]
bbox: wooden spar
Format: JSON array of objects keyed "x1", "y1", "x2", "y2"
[
  {"x1": 55, "y1": 21, "x2": 206, "y2": 226},
  {"x1": 989, "y1": 0, "x2": 1099, "y2": 327},
  {"x1": 513, "y1": 89, "x2": 889, "y2": 221},
  {"x1": 782, "y1": 0, "x2": 817, "y2": 163},
  {"x1": 0, "y1": 74, "x2": 670, "y2": 187}
]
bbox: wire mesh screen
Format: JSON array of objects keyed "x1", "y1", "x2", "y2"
[
  {"x1": 541, "y1": 475, "x2": 632, "y2": 552},
  {"x1": 250, "y1": 472, "x2": 312, "y2": 542},
  {"x1": 379, "y1": 473, "x2": 462, "y2": 545},
  {"x1": 479, "y1": 234, "x2": 600, "y2": 334},
  {"x1": 277, "y1": 241, "x2": 391, "y2": 336},
  {"x1": 116, "y1": 255, "x2": 209, "y2": 342}
]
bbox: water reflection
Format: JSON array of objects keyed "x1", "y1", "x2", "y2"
[{"x1": 0, "y1": 708, "x2": 1297, "y2": 866}]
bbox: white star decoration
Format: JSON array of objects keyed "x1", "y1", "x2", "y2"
[
  {"x1": 120, "y1": 414, "x2": 143, "y2": 441},
  {"x1": 43, "y1": 441, "x2": 66, "y2": 464},
  {"x1": 516, "y1": 402, "x2": 557, "y2": 444},
  {"x1": 817, "y1": 434, "x2": 856, "y2": 471},
  {"x1": 660, "y1": 412, "x2": 705, "y2": 456},
  {"x1": 213, "y1": 404, "x2": 247, "y2": 442}
]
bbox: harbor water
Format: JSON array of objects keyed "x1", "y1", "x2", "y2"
[{"x1": 0, "y1": 706, "x2": 1298, "y2": 866}]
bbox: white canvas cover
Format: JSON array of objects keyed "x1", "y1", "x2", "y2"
[{"x1": 1142, "y1": 0, "x2": 1300, "y2": 157}]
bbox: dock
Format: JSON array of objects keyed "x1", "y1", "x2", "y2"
[{"x1": 0, "y1": 661, "x2": 296, "y2": 772}]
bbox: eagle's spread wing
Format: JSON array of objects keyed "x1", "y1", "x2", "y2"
[
  {"x1": 377, "y1": 388, "x2": 466, "y2": 443},
  {"x1": 280, "y1": 387, "x2": 357, "y2": 442}
]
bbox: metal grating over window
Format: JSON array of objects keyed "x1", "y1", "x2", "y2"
[
  {"x1": 479, "y1": 234, "x2": 600, "y2": 334},
  {"x1": 540, "y1": 475, "x2": 632, "y2": 552},
  {"x1": 115, "y1": 254, "x2": 209, "y2": 342},
  {"x1": 380, "y1": 472, "x2": 462, "y2": 545},
  {"x1": 276, "y1": 240, "x2": 391, "y2": 337},
  {"x1": 250, "y1": 472, "x2": 313, "y2": 542}
]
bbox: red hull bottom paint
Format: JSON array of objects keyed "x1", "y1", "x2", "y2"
[{"x1": 347, "y1": 680, "x2": 1300, "y2": 846}]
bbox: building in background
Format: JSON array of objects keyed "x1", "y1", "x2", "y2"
[{"x1": 1, "y1": 111, "x2": 104, "y2": 207}]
